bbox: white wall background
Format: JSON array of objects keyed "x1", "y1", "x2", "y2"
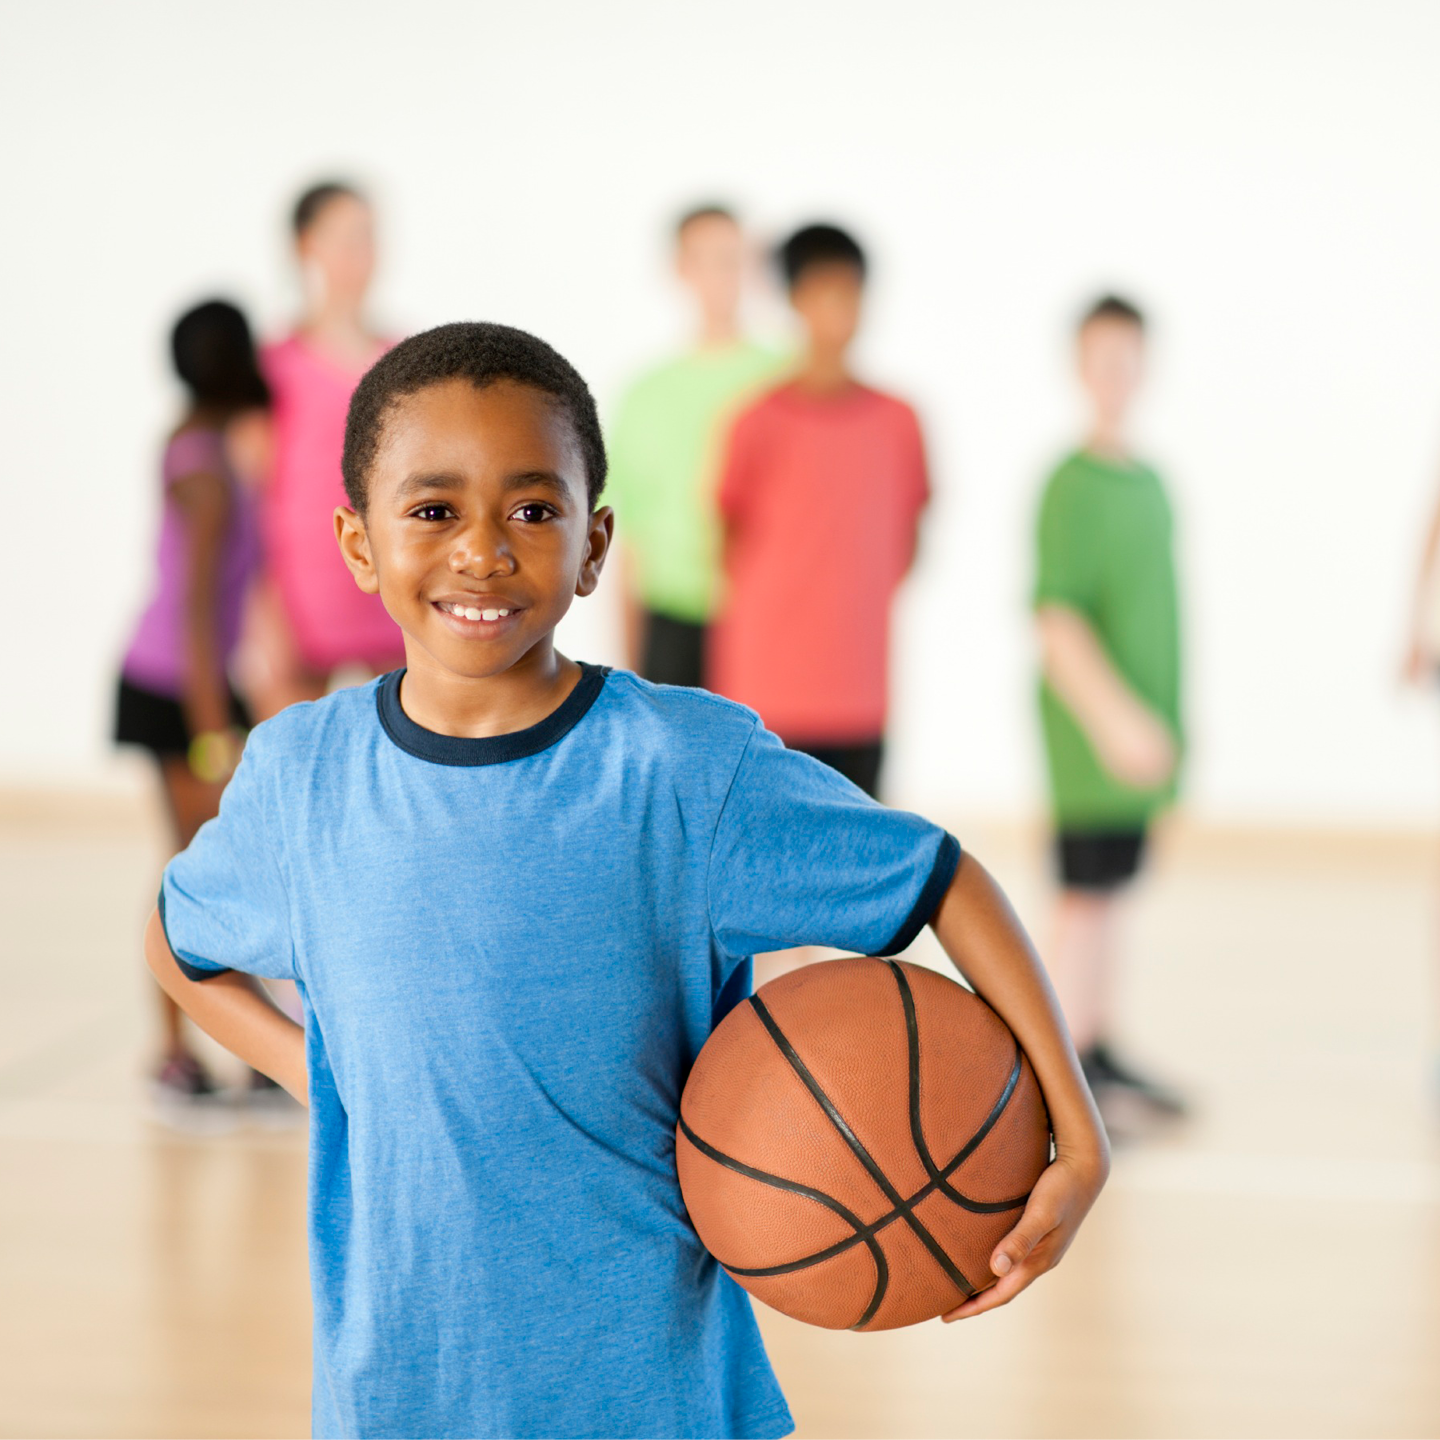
[{"x1": 2, "y1": 0, "x2": 1439, "y2": 825}]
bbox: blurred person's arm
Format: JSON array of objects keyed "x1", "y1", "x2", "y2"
[
  {"x1": 144, "y1": 907, "x2": 307, "y2": 1102},
  {"x1": 1404, "y1": 474, "x2": 1440, "y2": 681},
  {"x1": 929, "y1": 852, "x2": 1109, "y2": 1320},
  {"x1": 901, "y1": 404, "x2": 930, "y2": 574},
  {"x1": 174, "y1": 466, "x2": 242, "y2": 770},
  {"x1": 1037, "y1": 604, "x2": 1175, "y2": 789}
]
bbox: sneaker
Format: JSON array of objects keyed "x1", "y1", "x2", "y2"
[
  {"x1": 1087, "y1": 1041, "x2": 1189, "y2": 1117},
  {"x1": 150, "y1": 1052, "x2": 237, "y2": 1133},
  {"x1": 154, "y1": 1052, "x2": 219, "y2": 1099}
]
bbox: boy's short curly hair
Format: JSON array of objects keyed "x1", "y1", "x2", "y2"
[{"x1": 341, "y1": 321, "x2": 607, "y2": 516}]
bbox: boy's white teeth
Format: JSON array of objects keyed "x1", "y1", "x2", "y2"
[{"x1": 443, "y1": 602, "x2": 509, "y2": 621}]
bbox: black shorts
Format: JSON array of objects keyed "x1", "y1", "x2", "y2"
[
  {"x1": 115, "y1": 675, "x2": 251, "y2": 760},
  {"x1": 640, "y1": 610, "x2": 707, "y2": 690},
  {"x1": 790, "y1": 739, "x2": 885, "y2": 800},
  {"x1": 1056, "y1": 828, "x2": 1147, "y2": 891}
]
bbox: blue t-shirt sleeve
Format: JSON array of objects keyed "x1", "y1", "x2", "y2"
[
  {"x1": 706, "y1": 721, "x2": 960, "y2": 961},
  {"x1": 159, "y1": 728, "x2": 296, "y2": 982}
]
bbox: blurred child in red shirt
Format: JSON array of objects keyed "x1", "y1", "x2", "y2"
[{"x1": 711, "y1": 224, "x2": 928, "y2": 799}]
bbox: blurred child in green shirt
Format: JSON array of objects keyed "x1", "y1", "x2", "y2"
[
  {"x1": 607, "y1": 205, "x2": 784, "y2": 686},
  {"x1": 1033, "y1": 294, "x2": 1186, "y2": 1124}
]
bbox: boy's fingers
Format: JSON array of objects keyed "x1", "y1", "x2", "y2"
[
  {"x1": 989, "y1": 1200, "x2": 1059, "y2": 1278},
  {"x1": 943, "y1": 1228, "x2": 1066, "y2": 1322},
  {"x1": 941, "y1": 1256, "x2": 1039, "y2": 1322}
]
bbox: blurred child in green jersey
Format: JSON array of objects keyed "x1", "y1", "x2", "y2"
[
  {"x1": 1033, "y1": 294, "x2": 1187, "y2": 1125},
  {"x1": 607, "y1": 205, "x2": 785, "y2": 687}
]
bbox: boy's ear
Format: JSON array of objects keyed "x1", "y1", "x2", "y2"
[
  {"x1": 334, "y1": 506, "x2": 380, "y2": 595},
  {"x1": 575, "y1": 505, "x2": 614, "y2": 598}
]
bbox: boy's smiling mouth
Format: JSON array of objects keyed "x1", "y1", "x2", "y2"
[{"x1": 432, "y1": 596, "x2": 524, "y2": 633}]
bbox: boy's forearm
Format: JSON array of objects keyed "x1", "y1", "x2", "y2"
[
  {"x1": 145, "y1": 908, "x2": 307, "y2": 1103},
  {"x1": 929, "y1": 854, "x2": 1107, "y2": 1166}
]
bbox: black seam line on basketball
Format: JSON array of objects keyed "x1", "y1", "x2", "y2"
[
  {"x1": 680, "y1": 1064, "x2": 1029, "y2": 1285},
  {"x1": 692, "y1": 1121, "x2": 1032, "y2": 1281},
  {"x1": 886, "y1": 959, "x2": 1032, "y2": 1215},
  {"x1": 698, "y1": 976, "x2": 1031, "y2": 1283},
  {"x1": 748, "y1": 994, "x2": 978, "y2": 1301},
  {"x1": 677, "y1": 1115, "x2": 891, "y2": 1328}
]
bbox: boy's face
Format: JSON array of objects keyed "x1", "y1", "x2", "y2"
[
  {"x1": 1076, "y1": 316, "x2": 1145, "y2": 428},
  {"x1": 675, "y1": 214, "x2": 744, "y2": 324},
  {"x1": 790, "y1": 261, "x2": 863, "y2": 356},
  {"x1": 335, "y1": 378, "x2": 611, "y2": 681}
]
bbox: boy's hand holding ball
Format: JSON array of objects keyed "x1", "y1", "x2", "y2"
[{"x1": 943, "y1": 1143, "x2": 1108, "y2": 1322}]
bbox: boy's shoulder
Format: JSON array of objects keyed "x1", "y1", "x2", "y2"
[
  {"x1": 240, "y1": 678, "x2": 380, "y2": 765},
  {"x1": 600, "y1": 668, "x2": 761, "y2": 748},
  {"x1": 592, "y1": 670, "x2": 770, "y2": 806}
]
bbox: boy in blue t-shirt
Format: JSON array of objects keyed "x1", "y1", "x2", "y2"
[{"x1": 147, "y1": 321, "x2": 1108, "y2": 1440}]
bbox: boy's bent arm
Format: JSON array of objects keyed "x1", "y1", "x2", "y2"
[
  {"x1": 1036, "y1": 603, "x2": 1175, "y2": 789},
  {"x1": 928, "y1": 851, "x2": 1109, "y2": 1320},
  {"x1": 145, "y1": 907, "x2": 308, "y2": 1104}
]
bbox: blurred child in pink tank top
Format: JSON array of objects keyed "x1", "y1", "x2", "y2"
[
  {"x1": 246, "y1": 181, "x2": 402, "y2": 715},
  {"x1": 115, "y1": 300, "x2": 270, "y2": 1108}
]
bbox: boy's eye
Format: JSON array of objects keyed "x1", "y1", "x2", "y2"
[
  {"x1": 512, "y1": 502, "x2": 557, "y2": 524},
  {"x1": 409, "y1": 503, "x2": 454, "y2": 522}
]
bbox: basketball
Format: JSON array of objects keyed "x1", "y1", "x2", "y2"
[{"x1": 677, "y1": 956, "x2": 1052, "y2": 1331}]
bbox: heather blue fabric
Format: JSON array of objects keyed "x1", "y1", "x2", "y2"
[{"x1": 161, "y1": 666, "x2": 959, "y2": 1440}]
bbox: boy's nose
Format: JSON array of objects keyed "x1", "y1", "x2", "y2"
[{"x1": 448, "y1": 518, "x2": 514, "y2": 577}]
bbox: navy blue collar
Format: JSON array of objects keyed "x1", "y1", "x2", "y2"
[{"x1": 376, "y1": 664, "x2": 608, "y2": 767}]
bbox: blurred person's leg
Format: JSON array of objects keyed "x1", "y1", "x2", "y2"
[
  {"x1": 156, "y1": 750, "x2": 304, "y2": 1119},
  {"x1": 1052, "y1": 829, "x2": 1187, "y2": 1121},
  {"x1": 1047, "y1": 884, "x2": 1116, "y2": 1052},
  {"x1": 154, "y1": 757, "x2": 227, "y2": 1099}
]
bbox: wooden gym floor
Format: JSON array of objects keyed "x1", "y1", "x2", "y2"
[{"x1": 1, "y1": 801, "x2": 1438, "y2": 1439}]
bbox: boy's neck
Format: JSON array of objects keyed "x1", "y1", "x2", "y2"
[
  {"x1": 397, "y1": 641, "x2": 581, "y2": 740},
  {"x1": 795, "y1": 348, "x2": 854, "y2": 396}
]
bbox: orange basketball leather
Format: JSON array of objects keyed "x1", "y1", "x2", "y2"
[{"x1": 676, "y1": 956, "x2": 1051, "y2": 1331}]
